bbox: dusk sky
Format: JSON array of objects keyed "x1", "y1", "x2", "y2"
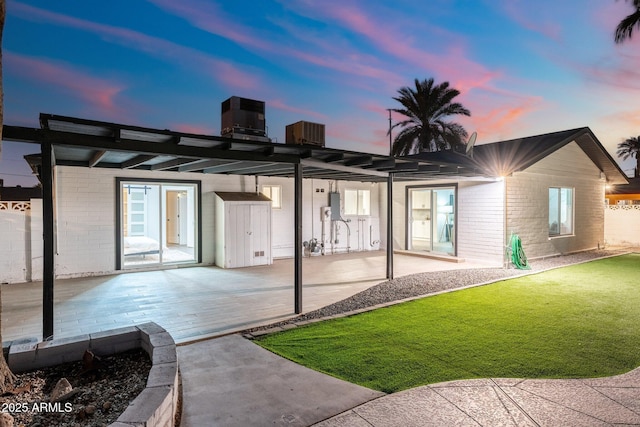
[{"x1": 1, "y1": 0, "x2": 639, "y2": 186}]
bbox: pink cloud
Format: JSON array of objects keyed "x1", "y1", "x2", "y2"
[
  {"x1": 147, "y1": 0, "x2": 404, "y2": 89},
  {"x1": 148, "y1": 0, "x2": 273, "y2": 52},
  {"x1": 462, "y1": 96, "x2": 544, "y2": 142},
  {"x1": 325, "y1": 117, "x2": 390, "y2": 155},
  {"x1": 10, "y1": 2, "x2": 260, "y2": 91},
  {"x1": 169, "y1": 123, "x2": 217, "y2": 135},
  {"x1": 500, "y1": 2, "x2": 563, "y2": 41},
  {"x1": 267, "y1": 99, "x2": 328, "y2": 121},
  {"x1": 292, "y1": 1, "x2": 501, "y2": 94},
  {"x1": 5, "y1": 51, "x2": 125, "y2": 115}
]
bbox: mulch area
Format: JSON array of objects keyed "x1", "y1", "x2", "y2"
[{"x1": 0, "y1": 348, "x2": 151, "y2": 426}]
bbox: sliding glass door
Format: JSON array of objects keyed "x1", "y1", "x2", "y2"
[
  {"x1": 407, "y1": 186, "x2": 456, "y2": 255},
  {"x1": 120, "y1": 180, "x2": 198, "y2": 269}
]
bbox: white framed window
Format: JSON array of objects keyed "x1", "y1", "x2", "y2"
[
  {"x1": 344, "y1": 189, "x2": 370, "y2": 216},
  {"x1": 549, "y1": 187, "x2": 573, "y2": 236},
  {"x1": 261, "y1": 185, "x2": 282, "y2": 209}
]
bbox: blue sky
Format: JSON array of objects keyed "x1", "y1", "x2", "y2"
[{"x1": 1, "y1": 0, "x2": 639, "y2": 186}]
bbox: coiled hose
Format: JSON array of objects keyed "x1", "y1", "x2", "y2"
[{"x1": 509, "y1": 233, "x2": 530, "y2": 270}]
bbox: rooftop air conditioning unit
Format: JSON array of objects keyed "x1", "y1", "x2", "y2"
[
  {"x1": 286, "y1": 121, "x2": 325, "y2": 147},
  {"x1": 221, "y1": 96, "x2": 268, "y2": 141}
]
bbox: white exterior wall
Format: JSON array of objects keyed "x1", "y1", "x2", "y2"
[
  {"x1": 0, "y1": 200, "x2": 43, "y2": 284},
  {"x1": 0, "y1": 202, "x2": 32, "y2": 283},
  {"x1": 457, "y1": 180, "x2": 505, "y2": 265},
  {"x1": 506, "y1": 142, "x2": 606, "y2": 258},
  {"x1": 604, "y1": 205, "x2": 640, "y2": 246},
  {"x1": 389, "y1": 179, "x2": 505, "y2": 266},
  {"x1": 50, "y1": 166, "x2": 382, "y2": 279}
]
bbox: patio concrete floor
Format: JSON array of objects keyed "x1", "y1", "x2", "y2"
[{"x1": 2, "y1": 251, "x2": 494, "y2": 344}]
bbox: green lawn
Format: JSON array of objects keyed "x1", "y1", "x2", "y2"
[{"x1": 256, "y1": 254, "x2": 640, "y2": 393}]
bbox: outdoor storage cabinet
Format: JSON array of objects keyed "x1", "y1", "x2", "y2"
[{"x1": 214, "y1": 192, "x2": 272, "y2": 268}]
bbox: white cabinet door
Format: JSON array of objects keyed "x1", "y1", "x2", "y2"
[
  {"x1": 227, "y1": 205, "x2": 252, "y2": 268},
  {"x1": 250, "y1": 204, "x2": 270, "y2": 266}
]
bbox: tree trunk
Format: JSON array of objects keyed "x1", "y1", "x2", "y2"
[{"x1": 0, "y1": 0, "x2": 16, "y2": 394}]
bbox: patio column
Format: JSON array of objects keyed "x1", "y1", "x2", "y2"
[
  {"x1": 41, "y1": 141, "x2": 55, "y2": 340},
  {"x1": 387, "y1": 173, "x2": 394, "y2": 280},
  {"x1": 294, "y1": 162, "x2": 303, "y2": 314}
]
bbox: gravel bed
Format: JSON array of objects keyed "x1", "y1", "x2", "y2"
[
  {"x1": 0, "y1": 348, "x2": 151, "y2": 426},
  {"x1": 247, "y1": 249, "x2": 627, "y2": 333}
]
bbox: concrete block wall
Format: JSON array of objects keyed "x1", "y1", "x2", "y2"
[
  {"x1": 505, "y1": 142, "x2": 605, "y2": 258},
  {"x1": 604, "y1": 205, "x2": 640, "y2": 246},
  {"x1": 388, "y1": 179, "x2": 505, "y2": 265},
  {"x1": 0, "y1": 201, "x2": 40, "y2": 284},
  {"x1": 54, "y1": 166, "x2": 255, "y2": 278},
  {"x1": 457, "y1": 180, "x2": 505, "y2": 266},
  {"x1": 51, "y1": 166, "x2": 383, "y2": 279},
  {"x1": 5, "y1": 322, "x2": 179, "y2": 427}
]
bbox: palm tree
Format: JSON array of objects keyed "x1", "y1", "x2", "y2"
[
  {"x1": 617, "y1": 136, "x2": 640, "y2": 177},
  {"x1": 615, "y1": 0, "x2": 640, "y2": 44},
  {"x1": 390, "y1": 78, "x2": 470, "y2": 156},
  {"x1": 0, "y1": 0, "x2": 16, "y2": 394}
]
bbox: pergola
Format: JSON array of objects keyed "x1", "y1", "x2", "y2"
[{"x1": 3, "y1": 113, "x2": 482, "y2": 339}]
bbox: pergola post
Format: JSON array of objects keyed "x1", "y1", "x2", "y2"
[
  {"x1": 386, "y1": 173, "x2": 394, "y2": 280},
  {"x1": 294, "y1": 163, "x2": 303, "y2": 314},
  {"x1": 41, "y1": 141, "x2": 55, "y2": 339}
]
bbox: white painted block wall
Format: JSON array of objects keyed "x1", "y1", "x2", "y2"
[
  {"x1": 54, "y1": 166, "x2": 263, "y2": 277},
  {"x1": 604, "y1": 205, "x2": 640, "y2": 246},
  {"x1": 505, "y1": 142, "x2": 605, "y2": 258},
  {"x1": 52, "y1": 166, "x2": 383, "y2": 279},
  {"x1": 457, "y1": 180, "x2": 505, "y2": 265},
  {"x1": 0, "y1": 206, "x2": 30, "y2": 283}
]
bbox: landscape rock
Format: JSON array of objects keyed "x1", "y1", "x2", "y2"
[{"x1": 50, "y1": 378, "x2": 72, "y2": 402}]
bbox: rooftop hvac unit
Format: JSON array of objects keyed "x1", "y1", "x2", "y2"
[
  {"x1": 286, "y1": 121, "x2": 325, "y2": 147},
  {"x1": 221, "y1": 96, "x2": 267, "y2": 140}
]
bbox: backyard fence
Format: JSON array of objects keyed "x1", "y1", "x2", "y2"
[
  {"x1": 604, "y1": 204, "x2": 640, "y2": 247},
  {"x1": 0, "y1": 200, "x2": 42, "y2": 284}
]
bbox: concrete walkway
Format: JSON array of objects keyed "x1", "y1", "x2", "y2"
[
  {"x1": 317, "y1": 370, "x2": 640, "y2": 426},
  {"x1": 177, "y1": 334, "x2": 384, "y2": 426},
  {"x1": 177, "y1": 334, "x2": 640, "y2": 427}
]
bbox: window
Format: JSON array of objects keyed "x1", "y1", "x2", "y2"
[
  {"x1": 549, "y1": 187, "x2": 573, "y2": 236},
  {"x1": 261, "y1": 185, "x2": 282, "y2": 209},
  {"x1": 344, "y1": 189, "x2": 370, "y2": 216}
]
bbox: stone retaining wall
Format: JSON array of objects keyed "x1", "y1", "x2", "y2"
[{"x1": 4, "y1": 322, "x2": 179, "y2": 427}]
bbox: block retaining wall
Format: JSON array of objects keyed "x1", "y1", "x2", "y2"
[{"x1": 3, "y1": 322, "x2": 179, "y2": 427}]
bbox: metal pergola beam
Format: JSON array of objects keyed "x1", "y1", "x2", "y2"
[
  {"x1": 3, "y1": 126, "x2": 302, "y2": 164},
  {"x1": 88, "y1": 150, "x2": 107, "y2": 167},
  {"x1": 301, "y1": 159, "x2": 388, "y2": 178},
  {"x1": 41, "y1": 142, "x2": 55, "y2": 340},
  {"x1": 150, "y1": 157, "x2": 201, "y2": 171},
  {"x1": 294, "y1": 163, "x2": 303, "y2": 314},
  {"x1": 387, "y1": 173, "x2": 394, "y2": 280},
  {"x1": 120, "y1": 154, "x2": 157, "y2": 169}
]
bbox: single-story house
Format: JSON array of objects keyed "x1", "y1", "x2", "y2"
[
  {"x1": 1, "y1": 114, "x2": 628, "y2": 335},
  {"x1": 394, "y1": 127, "x2": 629, "y2": 265}
]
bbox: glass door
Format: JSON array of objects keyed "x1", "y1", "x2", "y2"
[
  {"x1": 121, "y1": 181, "x2": 197, "y2": 268},
  {"x1": 408, "y1": 187, "x2": 455, "y2": 255},
  {"x1": 409, "y1": 189, "x2": 432, "y2": 251}
]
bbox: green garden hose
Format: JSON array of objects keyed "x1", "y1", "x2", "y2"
[{"x1": 509, "y1": 233, "x2": 531, "y2": 270}]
